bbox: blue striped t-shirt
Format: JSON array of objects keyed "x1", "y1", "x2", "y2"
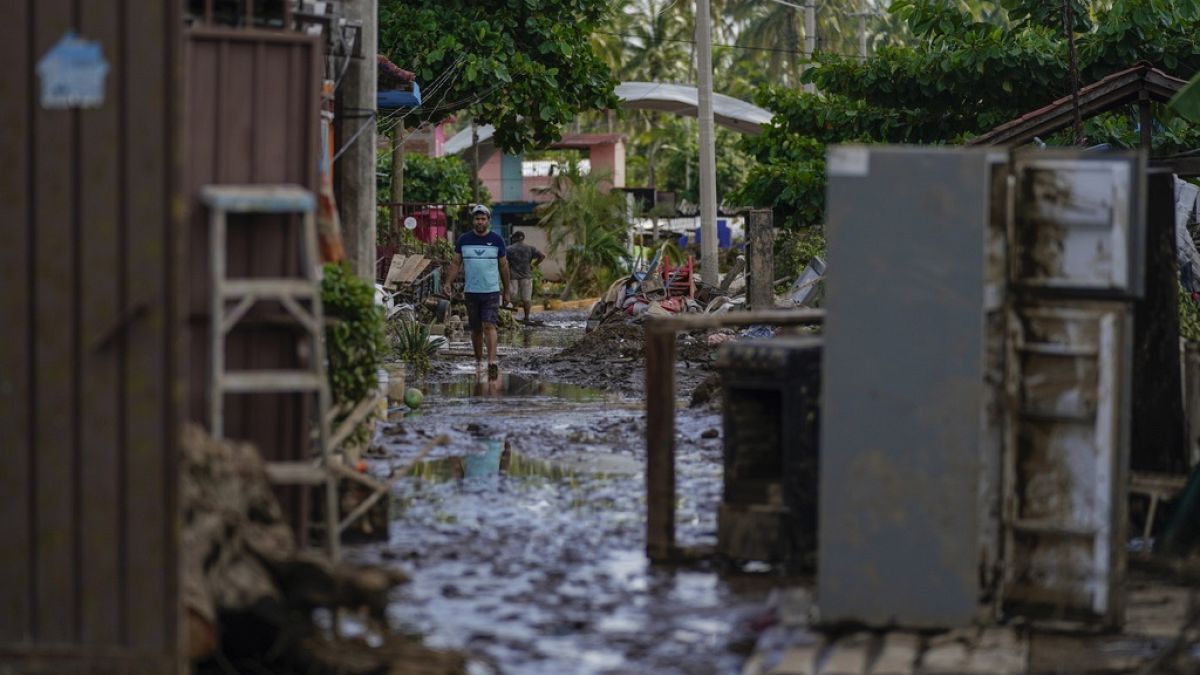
[{"x1": 455, "y1": 231, "x2": 506, "y2": 293}]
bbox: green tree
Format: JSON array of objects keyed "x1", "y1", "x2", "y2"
[
  {"x1": 735, "y1": 0, "x2": 1200, "y2": 229},
  {"x1": 376, "y1": 152, "x2": 485, "y2": 205},
  {"x1": 534, "y1": 163, "x2": 631, "y2": 297},
  {"x1": 379, "y1": 0, "x2": 622, "y2": 153}
]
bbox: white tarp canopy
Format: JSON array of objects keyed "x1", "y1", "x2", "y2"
[
  {"x1": 614, "y1": 82, "x2": 772, "y2": 135},
  {"x1": 444, "y1": 81, "x2": 773, "y2": 155}
]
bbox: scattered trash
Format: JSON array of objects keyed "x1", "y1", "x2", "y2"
[
  {"x1": 788, "y1": 257, "x2": 826, "y2": 308},
  {"x1": 707, "y1": 332, "x2": 737, "y2": 346},
  {"x1": 742, "y1": 325, "x2": 776, "y2": 340}
]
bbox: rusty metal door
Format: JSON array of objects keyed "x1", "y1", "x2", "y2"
[
  {"x1": 0, "y1": 0, "x2": 183, "y2": 671},
  {"x1": 1000, "y1": 151, "x2": 1144, "y2": 626}
]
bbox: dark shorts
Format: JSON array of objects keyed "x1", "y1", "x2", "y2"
[{"x1": 464, "y1": 292, "x2": 501, "y2": 332}]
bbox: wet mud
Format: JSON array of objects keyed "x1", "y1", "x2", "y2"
[{"x1": 350, "y1": 312, "x2": 781, "y2": 674}]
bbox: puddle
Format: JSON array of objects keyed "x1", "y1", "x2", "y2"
[
  {"x1": 403, "y1": 438, "x2": 641, "y2": 484},
  {"x1": 431, "y1": 373, "x2": 610, "y2": 402},
  {"x1": 497, "y1": 324, "x2": 582, "y2": 348}
]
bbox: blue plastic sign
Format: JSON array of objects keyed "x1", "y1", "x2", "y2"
[{"x1": 37, "y1": 32, "x2": 109, "y2": 109}]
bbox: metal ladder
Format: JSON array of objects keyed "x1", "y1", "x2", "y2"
[{"x1": 201, "y1": 184, "x2": 339, "y2": 561}]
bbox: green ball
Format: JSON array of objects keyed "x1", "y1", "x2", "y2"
[{"x1": 404, "y1": 387, "x2": 424, "y2": 409}]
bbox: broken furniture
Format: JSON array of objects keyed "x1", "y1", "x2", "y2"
[
  {"x1": 819, "y1": 147, "x2": 1147, "y2": 629},
  {"x1": 203, "y1": 185, "x2": 340, "y2": 561},
  {"x1": 644, "y1": 309, "x2": 825, "y2": 562},
  {"x1": 714, "y1": 337, "x2": 821, "y2": 570}
]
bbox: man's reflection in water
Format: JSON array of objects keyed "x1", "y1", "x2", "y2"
[
  {"x1": 450, "y1": 438, "x2": 512, "y2": 480},
  {"x1": 467, "y1": 372, "x2": 541, "y2": 398}
]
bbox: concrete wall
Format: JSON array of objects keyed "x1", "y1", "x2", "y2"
[{"x1": 512, "y1": 225, "x2": 569, "y2": 282}]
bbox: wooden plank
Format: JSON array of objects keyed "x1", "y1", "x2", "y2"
[
  {"x1": 33, "y1": 0, "x2": 80, "y2": 644},
  {"x1": 407, "y1": 258, "x2": 433, "y2": 284},
  {"x1": 393, "y1": 255, "x2": 427, "y2": 285},
  {"x1": 223, "y1": 371, "x2": 322, "y2": 393},
  {"x1": 0, "y1": 0, "x2": 33, "y2": 644},
  {"x1": 645, "y1": 328, "x2": 676, "y2": 561},
  {"x1": 645, "y1": 308, "x2": 825, "y2": 333},
  {"x1": 77, "y1": 0, "x2": 123, "y2": 646},
  {"x1": 123, "y1": 0, "x2": 171, "y2": 649},
  {"x1": 264, "y1": 462, "x2": 327, "y2": 485},
  {"x1": 384, "y1": 254, "x2": 410, "y2": 288}
]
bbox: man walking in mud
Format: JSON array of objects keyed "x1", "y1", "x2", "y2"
[
  {"x1": 444, "y1": 204, "x2": 510, "y2": 380},
  {"x1": 505, "y1": 231, "x2": 545, "y2": 325}
]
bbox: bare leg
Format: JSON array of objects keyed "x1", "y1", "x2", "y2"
[
  {"x1": 522, "y1": 299, "x2": 532, "y2": 323},
  {"x1": 485, "y1": 324, "x2": 499, "y2": 365},
  {"x1": 471, "y1": 329, "x2": 483, "y2": 366}
]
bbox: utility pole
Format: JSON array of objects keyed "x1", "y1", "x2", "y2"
[
  {"x1": 471, "y1": 121, "x2": 480, "y2": 204},
  {"x1": 696, "y1": 0, "x2": 718, "y2": 287},
  {"x1": 334, "y1": 0, "x2": 378, "y2": 281},
  {"x1": 803, "y1": 1, "x2": 816, "y2": 93},
  {"x1": 859, "y1": 0, "x2": 868, "y2": 59}
]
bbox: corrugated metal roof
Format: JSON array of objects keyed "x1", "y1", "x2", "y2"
[{"x1": 968, "y1": 63, "x2": 1186, "y2": 147}]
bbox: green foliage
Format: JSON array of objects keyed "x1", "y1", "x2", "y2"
[
  {"x1": 738, "y1": 0, "x2": 1200, "y2": 230},
  {"x1": 376, "y1": 151, "x2": 487, "y2": 243},
  {"x1": 391, "y1": 321, "x2": 440, "y2": 375},
  {"x1": 322, "y1": 263, "x2": 388, "y2": 443},
  {"x1": 425, "y1": 236, "x2": 455, "y2": 264},
  {"x1": 535, "y1": 162, "x2": 630, "y2": 297},
  {"x1": 379, "y1": 0, "x2": 621, "y2": 153},
  {"x1": 377, "y1": 151, "x2": 482, "y2": 205},
  {"x1": 1182, "y1": 281, "x2": 1200, "y2": 342},
  {"x1": 496, "y1": 306, "x2": 518, "y2": 330},
  {"x1": 774, "y1": 227, "x2": 827, "y2": 281},
  {"x1": 623, "y1": 117, "x2": 752, "y2": 205}
]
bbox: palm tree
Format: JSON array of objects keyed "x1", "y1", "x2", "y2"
[{"x1": 534, "y1": 163, "x2": 631, "y2": 298}]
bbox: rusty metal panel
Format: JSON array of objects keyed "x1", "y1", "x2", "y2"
[
  {"x1": 183, "y1": 28, "x2": 322, "y2": 538},
  {"x1": 0, "y1": 0, "x2": 33, "y2": 644},
  {"x1": 1002, "y1": 303, "x2": 1131, "y2": 625},
  {"x1": 0, "y1": 0, "x2": 182, "y2": 670},
  {"x1": 819, "y1": 147, "x2": 992, "y2": 628},
  {"x1": 32, "y1": 0, "x2": 80, "y2": 644}
]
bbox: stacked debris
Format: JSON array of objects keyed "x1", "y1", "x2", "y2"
[
  {"x1": 182, "y1": 424, "x2": 466, "y2": 675},
  {"x1": 586, "y1": 250, "x2": 707, "y2": 332},
  {"x1": 586, "y1": 248, "x2": 827, "y2": 335}
]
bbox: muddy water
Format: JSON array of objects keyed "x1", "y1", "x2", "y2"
[{"x1": 350, "y1": 316, "x2": 782, "y2": 674}]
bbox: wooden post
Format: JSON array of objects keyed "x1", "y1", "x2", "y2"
[
  {"x1": 392, "y1": 125, "x2": 404, "y2": 231},
  {"x1": 1140, "y1": 97, "x2": 1153, "y2": 153},
  {"x1": 747, "y1": 209, "x2": 776, "y2": 310},
  {"x1": 642, "y1": 310, "x2": 825, "y2": 565},
  {"x1": 645, "y1": 324, "x2": 677, "y2": 562}
]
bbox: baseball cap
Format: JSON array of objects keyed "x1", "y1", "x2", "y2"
[{"x1": 470, "y1": 204, "x2": 491, "y2": 216}]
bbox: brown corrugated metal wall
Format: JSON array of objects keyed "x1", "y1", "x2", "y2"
[
  {"x1": 183, "y1": 29, "x2": 323, "y2": 539},
  {"x1": 0, "y1": 1, "x2": 182, "y2": 672}
]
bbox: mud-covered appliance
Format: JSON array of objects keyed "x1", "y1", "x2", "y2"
[{"x1": 817, "y1": 146, "x2": 1144, "y2": 629}]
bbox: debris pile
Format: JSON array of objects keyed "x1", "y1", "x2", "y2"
[
  {"x1": 586, "y1": 251, "x2": 711, "y2": 331},
  {"x1": 559, "y1": 321, "x2": 646, "y2": 361},
  {"x1": 182, "y1": 424, "x2": 467, "y2": 675}
]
